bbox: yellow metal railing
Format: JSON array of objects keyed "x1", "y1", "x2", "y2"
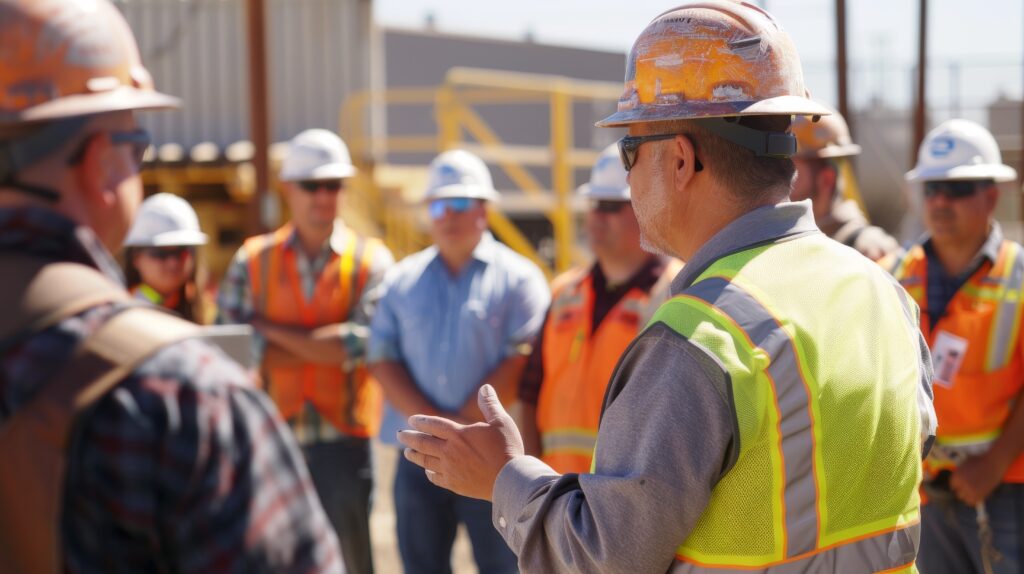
[{"x1": 340, "y1": 67, "x2": 622, "y2": 277}]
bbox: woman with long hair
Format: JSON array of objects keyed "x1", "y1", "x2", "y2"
[{"x1": 123, "y1": 193, "x2": 209, "y2": 323}]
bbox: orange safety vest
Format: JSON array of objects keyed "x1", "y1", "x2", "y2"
[
  {"x1": 244, "y1": 223, "x2": 383, "y2": 438},
  {"x1": 892, "y1": 240, "x2": 1024, "y2": 482},
  {"x1": 536, "y1": 262, "x2": 677, "y2": 473}
]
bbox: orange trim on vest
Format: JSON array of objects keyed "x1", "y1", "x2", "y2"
[
  {"x1": 894, "y1": 241, "x2": 1024, "y2": 482},
  {"x1": 243, "y1": 224, "x2": 382, "y2": 438},
  {"x1": 536, "y1": 267, "x2": 651, "y2": 474}
]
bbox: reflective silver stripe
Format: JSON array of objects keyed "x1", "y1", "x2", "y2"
[
  {"x1": 988, "y1": 243, "x2": 1024, "y2": 371},
  {"x1": 542, "y1": 431, "x2": 597, "y2": 454},
  {"x1": 668, "y1": 522, "x2": 919, "y2": 573},
  {"x1": 687, "y1": 277, "x2": 819, "y2": 557}
]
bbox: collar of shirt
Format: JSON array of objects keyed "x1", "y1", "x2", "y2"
[
  {"x1": 921, "y1": 220, "x2": 1003, "y2": 272},
  {"x1": 0, "y1": 206, "x2": 126, "y2": 285},
  {"x1": 591, "y1": 255, "x2": 665, "y2": 295},
  {"x1": 282, "y1": 219, "x2": 348, "y2": 257},
  {"x1": 671, "y1": 200, "x2": 818, "y2": 294}
]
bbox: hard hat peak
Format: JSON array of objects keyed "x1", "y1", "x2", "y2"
[
  {"x1": 423, "y1": 150, "x2": 500, "y2": 202},
  {"x1": 597, "y1": 1, "x2": 829, "y2": 128},
  {"x1": 280, "y1": 129, "x2": 357, "y2": 182},
  {"x1": 906, "y1": 118, "x2": 1016, "y2": 184},
  {"x1": 123, "y1": 193, "x2": 208, "y2": 248}
]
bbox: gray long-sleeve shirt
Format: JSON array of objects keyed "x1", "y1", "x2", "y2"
[{"x1": 490, "y1": 200, "x2": 936, "y2": 573}]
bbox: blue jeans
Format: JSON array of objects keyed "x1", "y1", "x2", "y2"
[
  {"x1": 919, "y1": 482, "x2": 1024, "y2": 574},
  {"x1": 303, "y1": 438, "x2": 374, "y2": 574},
  {"x1": 394, "y1": 454, "x2": 518, "y2": 574}
]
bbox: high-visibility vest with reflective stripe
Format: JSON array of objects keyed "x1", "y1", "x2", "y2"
[
  {"x1": 244, "y1": 223, "x2": 383, "y2": 438},
  {"x1": 537, "y1": 266, "x2": 658, "y2": 473},
  {"x1": 890, "y1": 240, "x2": 1024, "y2": 482},
  {"x1": 647, "y1": 233, "x2": 922, "y2": 572}
]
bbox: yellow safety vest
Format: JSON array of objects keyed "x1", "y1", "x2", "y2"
[{"x1": 645, "y1": 233, "x2": 923, "y2": 572}]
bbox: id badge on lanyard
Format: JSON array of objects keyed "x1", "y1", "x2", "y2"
[{"x1": 931, "y1": 330, "x2": 969, "y2": 389}]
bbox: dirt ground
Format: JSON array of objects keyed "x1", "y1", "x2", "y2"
[{"x1": 370, "y1": 442, "x2": 479, "y2": 574}]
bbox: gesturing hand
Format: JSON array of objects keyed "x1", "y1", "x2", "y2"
[{"x1": 397, "y1": 384, "x2": 524, "y2": 500}]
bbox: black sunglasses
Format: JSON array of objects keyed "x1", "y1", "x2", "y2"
[
  {"x1": 617, "y1": 134, "x2": 704, "y2": 173},
  {"x1": 69, "y1": 129, "x2": 152, "y2": 168},
  {"x1": 140, "y1": 246, "x2": 194, "y2": 261},
  {"x1": 298, "y1": 179, "x2": 344, "y2": 193},
  {"x1": 592, "y1": 200, "x2": 629, "y2": 214},
  {"x1": 923, "y1": 180, "x2": 992, "y2": 200}
]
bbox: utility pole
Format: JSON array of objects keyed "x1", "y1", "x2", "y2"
[
  {"x1": 912, "y1": 0, "x2": 928, "y2": 164},
  {"x1": 245, "y1": 0, "x2": 270, "y2": 234},
  {"x1": 836, "y1": 0, "x2": 850, "y2": 127}
]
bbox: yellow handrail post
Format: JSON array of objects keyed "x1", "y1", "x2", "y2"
[{"x1": 550, "y1": 89, "x2": 574, "y2": 274}]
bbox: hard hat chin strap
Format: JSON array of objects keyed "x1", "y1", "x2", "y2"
[
  {"x1": 0, "y1": 117, "x2": 91, "y2": 203},
  {"x1": 693, "y1": 117, "x2": 797, "y2": 158}
]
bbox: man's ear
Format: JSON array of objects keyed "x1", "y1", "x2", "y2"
[
  {"x1": 72, "y1": 132, "x2": 115, "y2": 208},
  {"x1": 672, "y1": 134, "x2": 699, "y2": 193},
  {"x1": 816, "y1": 165, "x2": 838, "y2": 204},
  {"x1": 983, "y1": 184, "x2": 999, "y2": 213}
]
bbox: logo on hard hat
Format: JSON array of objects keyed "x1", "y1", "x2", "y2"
[
  {"x1": 930, "y1": 136, "x2": 955, "y2": 158},
  {"x1": 437, "y1": 164, "x2": 462, "y2": 186}
]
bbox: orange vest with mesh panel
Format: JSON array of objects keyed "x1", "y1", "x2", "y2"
[
  {"x1": 891, "y1": 240, "x2": 1024, "y2": 482},
  {"x1": 244, "y1": 223, "x2": 382, "y2": 438},
  {"x1": 537, "y1": 267, "x2": 652, "y2": 474}
]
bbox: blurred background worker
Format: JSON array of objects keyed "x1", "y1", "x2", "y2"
[
  {"x1": 889, "y1": 119, "x2": 1024, "y2": 574},
  {"x1": 515, "y1": 143, "x2": 680, "y2": 473},
  {"x1": 791, "y1": 106, "x2": 902, "y2": 261},
  {"x1": 216, "y1": 128, "x2": 393, "y2": 574},
  {"x1": 369, "y1": 149, "x2": 549, "y2": 574},
  {"x1": 123, "y1": 193, "x2": 210, "y2": 323},
  {"x1": 0, "y1": 0, "x2": 343, "y2": 572}
]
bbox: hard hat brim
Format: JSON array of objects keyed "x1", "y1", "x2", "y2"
[
  {"x1": 423, "y1": 184, "x2": 500, "y2": 203},
  {"x1": 280, "y1": 163, "x2": 358, "y2": 182},
  {"x1": 14, "y1": 87, "x2": 182, "y2": 124},
  {"x1": 578, "y1": 182, "x2": 631, "y2": 200},
  {"x1": 124, "y1": 229, "x2": 208, "y2": 248},
  {"x1": 596, "y1": 96, "x2": 833, "y2": 128},
  {"x1": 905, "y1": 163, "x2": 1018, "y2": 184}
]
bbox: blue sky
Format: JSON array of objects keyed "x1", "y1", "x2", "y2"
[{"x1": 377, "y1": 0, "x2": 1022, "y2": 121}]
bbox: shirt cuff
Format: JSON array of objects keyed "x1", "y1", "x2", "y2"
[
  {"x1": 491, "y1": 455, "x2": 560, "y2": 555},
  {"x1": 366, "y1": 340, "x2": 402, "y2": 363}
]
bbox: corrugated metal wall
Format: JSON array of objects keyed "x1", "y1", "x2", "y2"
[{"x1": 115, "y1": 0, "x2": 374, "y2": 149}]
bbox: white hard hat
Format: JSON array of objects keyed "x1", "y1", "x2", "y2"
[
  {"x1": 280, "y1": 129, "x2": 357, "y2": 182},
  {"x1": 906, "y1": 119, "x2": 1017, "y2": 183},
  {"x1": 423, "y1": 149, "x2": 500, "y2": 202},
  {"x1": 123, "y1": 193, "x2": 208, "y2": 247},
  {"x1": 578, "y1": 144, "x2": 630, "y2": 201}
]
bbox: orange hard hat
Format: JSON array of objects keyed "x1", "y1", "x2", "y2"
[
  {"x1": 792, "y1": 105, "x2": 861, "y2": 159},
  {"x1": 0, "y1": 0, "x2": 180, "y2": 127},
  {"x1": 597, "y1": 1, "x2": 829, "y2": 128}
]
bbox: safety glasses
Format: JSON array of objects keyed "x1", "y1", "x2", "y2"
[
  {"x1": 140, "y1": 246, "x2": 194, "y2": 261},
  {"x1": 592, "y1": 200, "x2": 629, "y2": 214},
  {"x1": 923, "y1": 180, "x2": 992, "y2": 200},
  {"x1": 428, "y1": 197, "x2": 476, "y2": 220},
  {"x1": 298, "y1": 179, "x2": 344, "y2": 193},
  {"x1": 69, "y1": 129, "x2": 152, "y2": 168},
  {"x1": 617, "y1": 133, "x2": 703, "y2": 172}
]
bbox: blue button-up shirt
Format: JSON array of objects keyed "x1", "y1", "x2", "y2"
[
  {"x1": 922, "y1": 222, "x2": 1003, "y2": 328},
  {"x1": 369, "y1": 233, "x2": 550, "y2": 444}
]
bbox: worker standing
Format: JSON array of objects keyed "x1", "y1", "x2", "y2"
[
  {"x1": 515, "y1": 143, "x2": 680, "y2": 473},
  {"x1": 123, "y1": 193, "x2": 210, "y2": 323},
  {"x1": 790, "y1": 107, "x2": 902, "y2": 261},
  {"x1": 216, "y1": 128, "x2": 393, "y2": 574},
  {"x1": 889, "y1": 119, "x2": 1024, "y2": 574},
  {"x1": 397, "y1": 3, "x2": 935, "y2": 572},
  {"x1": 368, "y1": 149, "x2": 549, "y2": 574},
  {"x1": 0, "y1": 1, "x2": 343, "y2": 571}
]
